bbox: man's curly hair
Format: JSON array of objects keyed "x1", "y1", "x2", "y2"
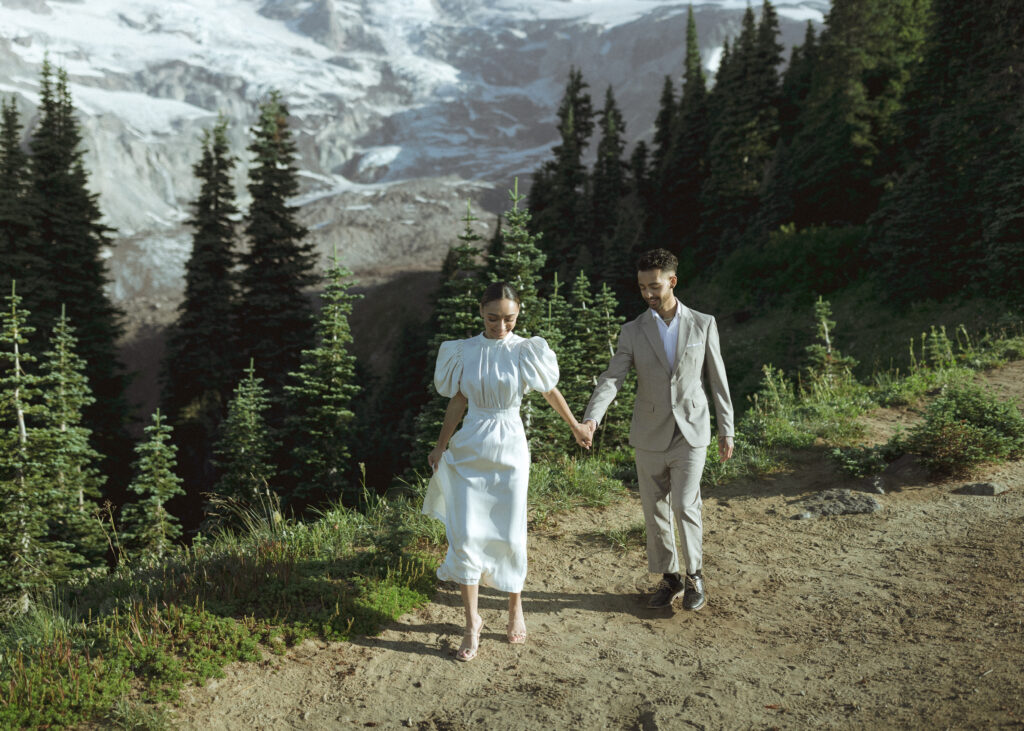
[{"x1": 636, "y1": 248, "x2": 678, "y2": 275}]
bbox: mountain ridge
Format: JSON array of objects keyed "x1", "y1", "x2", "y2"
[{"x1": 0, "y1": 0, "x2": 827, "y2": 307}]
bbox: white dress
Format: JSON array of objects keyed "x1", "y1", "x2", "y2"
[{"x1": 422, "y1": 332, "x2": 559, "y2": 593}]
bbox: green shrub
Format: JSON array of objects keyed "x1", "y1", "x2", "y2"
[
  {"x1": 720, "y1": 225, "x2": 871, "y2": 306},
  {"x1": 905, "y1": 382, "x2": 1024, "y2": 474},
  {"x1": 830, "y1": 442, "x2": 904, "y2": 478},
  {"x1": 528, "y1": 454, "x2": 625, "y2": 523}
]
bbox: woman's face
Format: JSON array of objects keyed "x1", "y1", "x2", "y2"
[{"x1": 480, "y1": 298, "x2": 520, "y2": 339}]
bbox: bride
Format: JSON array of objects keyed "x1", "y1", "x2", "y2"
[{"x1": 424, "y1": 281, "x2": 591, "y2": 661}]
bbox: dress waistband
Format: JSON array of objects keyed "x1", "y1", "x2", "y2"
[{"x1": 465, "y1": 405, "x2": 520, "y2": 421}]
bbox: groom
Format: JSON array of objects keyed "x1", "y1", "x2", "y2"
[{"x1": 582, "y1": 248, "x2": 734, "y2": 611}]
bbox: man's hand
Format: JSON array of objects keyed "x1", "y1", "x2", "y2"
[
  {"x1": 572, "y1": 422, "x2": 592, "y2": 449},
  {"x1": 718, "y1": 435, "x2": 734, "y2": 462},
  {"x1": 577, "y1": 419, "x2": 598, "y2": 449}
]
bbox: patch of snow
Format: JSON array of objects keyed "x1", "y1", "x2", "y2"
[
  {"x1": 70, "y1": 84, "x2": 214, "y2": 134},
  {"x1": 705, "y1": 46, "x2": 724, "y2": 74}
]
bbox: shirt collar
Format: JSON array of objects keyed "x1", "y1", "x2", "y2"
[{"x1": 649, "y1": 303, "x2": 681, "y2": 326}]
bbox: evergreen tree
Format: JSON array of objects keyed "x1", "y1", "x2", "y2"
[
  {"x1": 0, "y1": 98, "x2": 43, "y2": 307},
  {"x1": 486, "y1": 214, "x2": 505, "y2": 274},
  {"x1": 524, "y1": 273, "x2": 574, "y2": 458},
  {"x1": 629, "y1": 140, "x2": 651, "y2": 210},
  {"x1": 490, "y1": 179, "x2": 546, "y2": 337},
  {"x1": 599, "y1": 192, "x2": 646, "y2": 314},
  {"x1": 660, "y1": 5, "x2": 711, "y2": 265},
  {"x1": 760, "y1": 21, "x2": 818, "y2": 228},
  {"x1": 804, "y1": 297, "x2": 858, "y2": 385},
  {"x1": 529, "y1": 68, "x2": 594, "y2": 282},
  {"x1": 38, "y1": 306, "x2": 105, "y2": 568},
  {"x1": 213, "y1": 360, "x2": 278, "y2": 502},
  {"x1": 591, "y1": 86, "x2": 628, "y2": 247},
  {"x1": 27, "y1": 60, "x2": 129, "y2": 486},
  {"x1": 362, "y1": 316, "x2": 432, "y2": 487},
  {"x1": 0, "y1": 282, "x2": 50, "y2": 612},
  {"x1": 650, "y1": 76, "x2": 677, "y2": 179},
  {"x1": 785, "y1": 0, "x2": 929, "y2": 227},
  {"x1": 778, "y1": 22, "x2": 818, "y2": 146},
  {"x1": 282, "y1": 252, "x2": 362, "y2": 508},
  {"x1": 489, "y1": 182, "x2": 551, "y2": 449},
  {"x1": 560, "y1": 272, "x2": 600, "y2": 417},
  {"x1": 162, "y1": 115, "x2": 240, "y2": 480},
  {"x1": 120, "y1": 409, "x2": 184, "y2": 561},
  {"x1": 237, "y1": 91, "x2": 317, "y2": 400},
  {"x1": 575, "y1": 278, "x2": 634, "y2": 450},
  {"x1": 871, "y1": 0, "x2": 1024, "y2": 300},
  {"x1": 699, "y1": 2, "x2": 783, "y2": 256},
  {"x1": 409, "y1": 204, "x2": 486, "y2": 471}
]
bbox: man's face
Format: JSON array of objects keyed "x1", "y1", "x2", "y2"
[{"x1": 638, "y1": 268, "x2": 677, "y2": 312}]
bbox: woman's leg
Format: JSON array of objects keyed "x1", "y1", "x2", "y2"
[
  {"x1": 507, "y1": 592, "x2": 526, "y2": 644},
  {"x1": 457, "y1": 583, "x2": 482, "y2": 661}
]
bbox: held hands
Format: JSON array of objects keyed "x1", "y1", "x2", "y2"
[{"x1": 572, "y1": 420, "x2": 597, "y2": 450}]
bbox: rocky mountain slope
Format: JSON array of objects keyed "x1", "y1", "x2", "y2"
[{"x1": 1, "y1": 0, "x2": 826, "y2": 308}]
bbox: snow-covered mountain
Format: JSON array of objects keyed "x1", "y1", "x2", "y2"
[{"x1": 0, "y1": 0, "x2": 827, "y2": 308}]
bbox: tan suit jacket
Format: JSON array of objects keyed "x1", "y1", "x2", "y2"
[{"x1": 584, "y1": 305, "x2": 734, "y2": 451}]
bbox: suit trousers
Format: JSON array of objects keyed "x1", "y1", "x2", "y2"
[{"x1": 635, "y1": 427, "x2": 707, "y2": 576}]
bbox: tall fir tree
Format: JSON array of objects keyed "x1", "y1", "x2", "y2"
[
  {"x1": 0, "y1": 284, "x2": 73, "y2": 611},
  {"x1": 629, "y1": 140, "x2": 651, "y2": 211},
  {"x1": 490, "y1": 179, "x2": 546, "y2": 338},
  {"x1": 659, "y1": 5, "x2": 711, "y2": 266},
  {"x1": 282, "y1": 253, "x2": 362, "y2": 508},
  {"x1": 524, "y1": 272, "x2": 574, "y2": 458},
  {"x1": 0, "y1": 98, "x2": 43, "y2": 308},
  {"x1": 27, "y1": 60, "x2": 129, "y2": 488},
  {"x1": 237, "y1": 91, "x2": 317, "y2": 402},
  {"x1": 38, "y1": 306, "x2": 106, "y2": 568},
  {"x1": 529, "y1": 68, "x2": 594, "y2": 283},
  {"x1": 120, "y1": 409, "x2": 184, "y2": 562},
  {"x1": 489, "y1": 183, "x2": 554, "y2": 449},
  {"x1": 591, "y1": 86, "x2": 628, "y2": 248},
  {"x1": 162, "y1": 115, "x2": 240, "y2": 515},
  {"x1": 650, "y1": 76, "x2": 677, "y2": 179},
  {"x1": 870, "y1": 0, "x2": 1024, "y2": 300},
  {"x1": 783, "y1": 0, "x2": 929, "y2": 228},
  {"x1": 699, "y1": 2, "x2": 783, "y2": 257},
  {"x1": 760, "y1": 21, "x2": 818, "y2": 229},
  {"x1": 409, "y1": 203, "x2": 486, "y2": 472},
  {"x1": 486, "y1": 214, "x2": 505, "y2": 276},
  {"x1": 579, "y1": 279, "x2": 635, "y2": 450},
  {"x1": 213, "y1": 360, "x2": 278, "y2": 502}
]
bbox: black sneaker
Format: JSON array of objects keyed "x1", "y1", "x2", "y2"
[
  {"x1": 683, "y1": 573, "x2": 706, "y2": 611},
  {"x1": 647, "y1": 575, "x2": 684, "y2": 608}
]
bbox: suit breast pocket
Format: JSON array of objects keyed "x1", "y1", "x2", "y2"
[{"x1": 636, "y1": 399, "x2": 657, "y2": 413}]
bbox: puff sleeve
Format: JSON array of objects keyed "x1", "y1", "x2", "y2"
[
  {"x1": 519, "y1": 336, "x2": 559, "y2": 393},
  {"x1": 433, "y1": 340, "x2": 464, "y2": 397}
]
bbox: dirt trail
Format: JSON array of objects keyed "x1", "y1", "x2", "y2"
[{"x1": 175, "y1": 366, "x2": 1024, "y2": 730}]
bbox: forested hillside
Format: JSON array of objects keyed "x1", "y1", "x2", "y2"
[{"x1": 1, "y1": 2, "x2": 1022, "y2": 725}]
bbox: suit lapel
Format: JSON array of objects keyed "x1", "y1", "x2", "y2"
[
  {"x1": 673, "y1": 306, "x2": 695, "y2": 376},
  {"x1": 640, "y1": 312, "x2": 673, "y2": 375}
]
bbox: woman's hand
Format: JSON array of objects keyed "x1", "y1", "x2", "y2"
[
  {"x1": 571, "y1": 422, "x2": 593, "y2": 450},
  {"x1": 428, "y1": 445, "x2": 445, "y2": 473}
]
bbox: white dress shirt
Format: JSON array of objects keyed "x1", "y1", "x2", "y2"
[{"x1": 651, "y1": 303, "x2": 681, "y2": 370}]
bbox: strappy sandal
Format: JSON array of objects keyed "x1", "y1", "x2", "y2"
[
  {"x1": 456, "y1": 618, "x2": 482, "y2": 662},
  {"x1": 507, "y1": 618, "x2": 527, "y2": 645}
]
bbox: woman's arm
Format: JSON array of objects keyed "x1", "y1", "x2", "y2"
[
  {"x1": 428, "y1": 391, "x2": 468, "y2": 471},
  {"x1": 541, "y1": 387, "x2": 592, "y2": 449}
]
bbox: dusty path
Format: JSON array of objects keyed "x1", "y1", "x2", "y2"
[{"x1": 175, "y1": 367, "x2": 1024, "y2": 730}]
